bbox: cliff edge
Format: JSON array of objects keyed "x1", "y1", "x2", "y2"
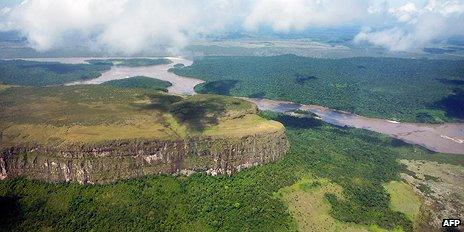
[{"x1": 0, "y1": 85, "x2": 288, "y2": 184}]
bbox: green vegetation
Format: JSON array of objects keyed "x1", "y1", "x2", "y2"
[
  {"x1": 423, "y1": 175, "x2": 440, "y2": 182},
  {"x1": 173, "y1": 55, "x2": 464, "y2": 122},
  {"x1": 0, "y1": 170, "x2": 297, "y2": 232},
  {"x1": 86, "y1": 58, "x2": 171, "y2": 67},
  {"x1": 385, "y1": 181, "x2": 422, "y2": 227},
  {"x1": 279, "y1": 177, "x2": 371, "y2": 232},
  {"x1": 261, "y1": 112, "x2": 411, "y2": 231},
  {"x1": 2, "y1": 55, "x2": 463, "y2": 230},
  {"x1": 393, "y1": 140, "x2": 464, "y2": 166},
  {"x1": 169, "y1": 94, "x2": 255, "y2": 130},
  {"x1": 0, "y1": 60, "x2": 110, "y2": 86},
  {"x1": 417, "y1": 184, "x2": 434, "y2": 196},
  {"x1": 399, "y1": 159, "x2": 464, "y2": 229},
  {"x1": 0, "y1": 85, "x2": 278, "y2": 148},
  {"x1": 3, "y1": 109, "x2": 460, "y2": 231},
  {"x1": 194, "y1": 80, "x2": 239, "y2": 95},
  {"x1": 103, "y1": 76, "x2": 172, "y2": 92}
]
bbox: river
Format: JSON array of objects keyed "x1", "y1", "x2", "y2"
[
  {"x1": 22, "y1": 57, "x2": 464, "y2": 155},
  {"x1": 25, "y1": 57, "x2": 200, "y2": 95}
]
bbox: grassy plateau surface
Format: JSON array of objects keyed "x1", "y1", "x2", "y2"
[{"x1": 0, "y1": 84, "x2": 281, "y2": 149}]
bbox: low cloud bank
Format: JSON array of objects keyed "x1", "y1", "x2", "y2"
[
  {"x1": 355, "y1": 0, "x2": 464, "y2": 51},
  {"x1": 1, "y1": 0, "x2": 247, "y2": 53},
  {"x1": 1, "y1": 0, "x2": 463, "y2": 54}
]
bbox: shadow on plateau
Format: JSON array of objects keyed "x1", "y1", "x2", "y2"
[{"x1": 196, "y1": 80, "x2": 239, "y2": 95}]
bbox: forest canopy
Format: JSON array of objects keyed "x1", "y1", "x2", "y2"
[
  {"x1": 103, "y1": 76, "x2": 172, "y2": 92},
  {"x1": 173, "y1": 55, "x2": 464, "y2": 123},
  {"x1": 0, "y1": 60, "x2": 110, "y2": 86}
]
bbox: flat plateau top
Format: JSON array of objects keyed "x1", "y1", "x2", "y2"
[{"x1": 0, "y1": 85, "x2": 283, "y2": 148}]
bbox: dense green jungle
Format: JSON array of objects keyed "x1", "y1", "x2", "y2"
[
  {"x1": 172, "y1": 55, "x2": 464, "y2": 123},
  {"x1": 1, "y1": 57, "x2": 463, "y2": 232}
]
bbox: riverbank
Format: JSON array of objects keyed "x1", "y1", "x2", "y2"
[{"x1": 16, "y1": 56, "x2": 464, "y2": 155}]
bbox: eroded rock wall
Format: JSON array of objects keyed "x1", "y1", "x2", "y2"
[{"x1": 0, "y1": 130, "x2": 288, "y2": 184}]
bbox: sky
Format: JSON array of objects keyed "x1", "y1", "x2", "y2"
[{"x1": 0, "y1": 0, "x2": 463, "y2": 54}]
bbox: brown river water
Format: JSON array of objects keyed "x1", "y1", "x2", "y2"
[
  {"x1": 22, "y1": 57, "x2": 464, "y2": 155},
  {"x1": 26, "y1": 57, "x2": 199, "y2": 95}
]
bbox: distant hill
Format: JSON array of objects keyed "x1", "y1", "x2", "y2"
[
  {"x1": 0, "y1": 60, "x2": 110, "y2": 86},
  {"x1": 103, "y1": 76, "x2": 172, "y2": 92}
]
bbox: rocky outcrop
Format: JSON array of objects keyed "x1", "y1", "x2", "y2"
[{"x1": 0, "y1": 130, "x2": 288, "y2": 184}]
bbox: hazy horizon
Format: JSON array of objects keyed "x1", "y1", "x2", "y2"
[{"x1": 0, "y1": 0, "x2": 463, "y2": 55}]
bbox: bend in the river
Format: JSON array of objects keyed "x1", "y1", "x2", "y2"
[{"x1": 24, "y1": 57, "x2": 464, "y2": 155}]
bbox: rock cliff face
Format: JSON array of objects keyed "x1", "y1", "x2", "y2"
[
  {"x1": 1, "y1": 86, "x2": 289, "y2": 184},
  {"x1": 0, "y1": 130, "x2": 288, "y2": 184}
]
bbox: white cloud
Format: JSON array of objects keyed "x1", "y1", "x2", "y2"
[
  {"x1": 3, "y1": 0, "x2": 245, "y2": 53},
  {"x1": 1, "y1": 0, "x2": 463, "y2": 53},
  {"x1": 244, "y1": 0, "x2": 369, "y2": 32},
  {"x1": 388, "y1": 2, "x2": 418, "y2": 22},
  {"x1": 355, "y1": 27, "x2": 417, "y2": 51},
  {"x1": 355, "y1": 0, "x2": 464, "y2": 51},
  {"x1": 1, "y1": 7, "x2": 11, "y2": 14}
]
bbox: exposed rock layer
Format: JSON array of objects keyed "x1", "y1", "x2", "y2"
[{"x1": 0, "y1": 130, "x2": 288, "y2": 184}]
